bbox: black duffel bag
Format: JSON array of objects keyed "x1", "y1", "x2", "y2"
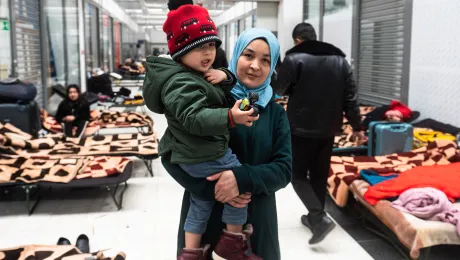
[{"x1": 0, "y1": 78, "x2": 37, "y2": 103}]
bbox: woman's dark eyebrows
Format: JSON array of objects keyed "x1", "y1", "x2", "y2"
[{"x1": 243, "y1": 48, "x2": 271, "y2": 57}]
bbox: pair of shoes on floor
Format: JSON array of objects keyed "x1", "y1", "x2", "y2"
[
  {"x1": 178, "y1": 224, "x2": 262, "y2": 260},
  {"x1": 301, "y1": 214, "x2": 336, "y2": 245},
  {"x1": 57, "y1": 234, "x2": 90, "y2": 253}
]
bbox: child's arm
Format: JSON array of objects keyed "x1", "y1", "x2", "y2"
[
  {"x1": 204, "y1": 68, "x2": 236, "y2": 86},
  {"x1": 163, "y1": 75, "x2": 254, "y2": 136}
]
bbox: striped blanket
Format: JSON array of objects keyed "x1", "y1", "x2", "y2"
[
  {"x1": 0, "y1": 123, "x2": 158, "y2": 158},
  {"x1": 0, "y1": 245, "x2": 125, "y2": 260},
  {"x1": 328, "y1": 140, "x2": 460, "y2": 207},
  {"x1": 42, "y1": 110, "x2": 154, "y2": 136}
]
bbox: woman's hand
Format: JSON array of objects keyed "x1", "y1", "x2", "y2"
[
  {"x1": 207, "y1": 170, "x2": 240, "y2": 203},
  {"x1": 231, "y1": 100, "x2": 259, "y2": 127},
  {"x1": 204, "y1": 69, "x2": 227, "y2": 85},
  {"x1": 228, "y1": 193, "x2": 252, "y2": 208}
]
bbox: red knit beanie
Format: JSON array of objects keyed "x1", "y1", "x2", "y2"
[
  {"x1": 164, "y1": 0, "x2": 221, "y2": 60},
  {"x1": 385, "y1": 100, "x2": 413, "y2": 120}
]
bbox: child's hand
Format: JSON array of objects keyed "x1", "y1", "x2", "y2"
[
  {"x1": 204, "y1": 69, "x2": 227, "y2": 85},
  {"x1": 231, "y1": 100, "x2": 259, "y2": 127}
]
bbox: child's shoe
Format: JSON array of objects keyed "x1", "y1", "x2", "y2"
[
  {"x1": 212, "y1": 224, "x2": 262, "y2": 260},
  {"x1": 177, "y1": 244, "x2": 210, "y2": 260}
]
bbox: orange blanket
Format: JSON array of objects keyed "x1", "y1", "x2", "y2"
[{"x1": 364, "y1": 163, "x2": 460, "y2": 205}]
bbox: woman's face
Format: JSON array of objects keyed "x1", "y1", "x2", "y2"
[
  {"x1": 68, "y1": 88, "x2": 79, "y2": 101},
  {"x1": 236, "y1": 39, "x2": 271, "y2": 89}
]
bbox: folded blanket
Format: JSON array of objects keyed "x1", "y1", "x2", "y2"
[
  {"x1": 359, "y1": 169, "x2": 398, "y2": 186},
  {"x1": 0, "y1": 245, "x2": 126, "y2": 260},
  {"x1": 392, "y1": 187, "x2": 460, "y2": 236}
]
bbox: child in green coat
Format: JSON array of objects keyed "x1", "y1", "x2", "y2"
[{"x1": 143, "y1": 1, "x2": 261, "y2": 259}]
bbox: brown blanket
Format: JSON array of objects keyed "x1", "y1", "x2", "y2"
[
  {"x1": 42, "y1": 110, "x2": 154, "y2": 136},
  {"x1": 0, "y1": 155, "x2": 131, "y2": 184},
  {"x1": 0, "y1": 245, "x2": 125, "y2": 260},
  {"x1": 328, "y1": 140, "x2": 460, "y2": 207},
  {"x1": 0, "y1": 123, "x2": 158, "y2": 158}
]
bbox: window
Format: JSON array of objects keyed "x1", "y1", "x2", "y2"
[
  {"x1": 99, "y1": 12, "x2": 113, "y2": 72},
  {"x1": 303, "y1": 0, "x2": 321, "y2": 38},
  {"x1": 0, "y1": 0, "x2": 11, "y2": 79},
  {"x1": 324, "y1": 0, "x2": 350, "y2": 15}
]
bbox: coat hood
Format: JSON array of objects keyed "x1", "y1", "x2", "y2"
[{"x1": 143, "y1": 55, "x2": 188, "y2": 114}]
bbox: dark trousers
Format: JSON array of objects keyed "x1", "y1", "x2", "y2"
[
  {"x1": 291, "y1": 135, "x2": 334, "y2": 223},
  {"x1": 63, "y1": 120, "x2": 86, "y2": 137}
]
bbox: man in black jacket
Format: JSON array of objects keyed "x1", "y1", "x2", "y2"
[{"x1": 274, "y1": 23, "x2": 363, "y2": 244}]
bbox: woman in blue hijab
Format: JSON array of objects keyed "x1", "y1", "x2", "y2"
[{"x1": 163, "y1": 28, "x2": 292, "y2": 260}]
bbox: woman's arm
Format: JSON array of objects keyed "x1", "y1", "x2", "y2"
[
  {"x1": 54, "y1": 102, "x2": 66, "y2": 123},
  {"x1": 232, "y1": 106, "x2": 292, "y2": 195}
]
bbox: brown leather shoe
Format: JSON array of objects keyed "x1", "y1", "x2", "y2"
[
  {"x1": 178, "y1": 245, "x2": 210, "y2": 260},
  {"x1": 212, "y1": 225, "x2": 262, "y2": 260}
]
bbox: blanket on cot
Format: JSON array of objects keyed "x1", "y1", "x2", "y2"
[
  {"x1": 350, "y1": 180, "x2": 460, "y2": 259},
  {"x1": 328, "y1": 140, "x2": 460, "y2": 207},
  {"x1": 334, "y1": 106, "x2": 375, "y2": 149},
  {"x1": 42, "y1": 110, "x2": 154, "y2": 136},
  {"x1": 0, "y1": 155, "x2": 131, "y2": 184},
  {"x1": 0, "y1": 245, "x2": 125, "y2": 260},
  {"x1": 0, "y1": 123, "x2": 158, "y2": 158}
]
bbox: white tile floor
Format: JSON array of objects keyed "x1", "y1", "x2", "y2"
[{"x1": 0, "y1": 111, "x2": 374, "y2": 260}]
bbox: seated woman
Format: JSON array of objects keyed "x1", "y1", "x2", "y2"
[
  {"x1": 55, "y1": 85, "x2": 90, "y2": 137},
  {"x1": 161, "y1": 28, "x2": 292, "y2": 259}
]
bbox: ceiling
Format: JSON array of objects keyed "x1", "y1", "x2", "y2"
[{"x1": 114, "y1": 0, "x2": 235, "y2": 30}]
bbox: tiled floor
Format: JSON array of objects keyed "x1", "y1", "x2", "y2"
[{"x1": 0, "y1": 111, "x2": 375, "y2": 259}]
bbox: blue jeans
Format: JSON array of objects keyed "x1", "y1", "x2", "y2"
[{"x1": 180, "y1": 149, "x2": 246, "y2": 234}]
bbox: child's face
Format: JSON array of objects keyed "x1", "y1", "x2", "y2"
[{"x1": 180, "y1": 42, "x2": 216, "y2": 73}]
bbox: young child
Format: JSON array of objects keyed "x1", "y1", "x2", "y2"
[{"x1": 143, "y1": 1, "x2": 262, "y2": 260}]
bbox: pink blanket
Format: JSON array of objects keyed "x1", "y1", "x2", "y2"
[{"x1": 392, "y1": 187, "x2": 460, "y2": 236}]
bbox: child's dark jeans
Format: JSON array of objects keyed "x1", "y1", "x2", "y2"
[{"x1": 180, "y1": 148, "x2": 245, "y2": 234}]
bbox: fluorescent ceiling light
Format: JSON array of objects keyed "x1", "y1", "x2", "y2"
[
  {"x1": 125, "y1": 9, "x2": 143, "y2": 13},
  {"x1": 145, "y1": 3, "x2": 165, "y2": 8},
  {"x1": 148, "y1": 8, "x2": 164, "y2": 13}
]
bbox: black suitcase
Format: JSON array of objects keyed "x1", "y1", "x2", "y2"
[
  {"x1": 0, "y1": 101, "x2": 41, "y2": 138},
  {"x1": 0, "y1": 78, "x2": 37, "y2": 103}
]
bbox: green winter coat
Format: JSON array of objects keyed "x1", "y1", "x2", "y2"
[
  {"x1": 143, "y1": 56, "x2": 235, "y2": 164},
  {"x1": 162, "y1": 98, "x2": 292, "y2": 260}
]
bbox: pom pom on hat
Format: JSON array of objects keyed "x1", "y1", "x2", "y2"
[{"x1": 168, "y1": 0, "x2": 194, "y2": 11}]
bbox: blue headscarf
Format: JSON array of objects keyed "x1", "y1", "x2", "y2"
[{"x1": 229, "y1": 28, "x2": 280, "y2": 108}]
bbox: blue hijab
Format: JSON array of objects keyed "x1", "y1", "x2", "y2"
[{"x1": 229, "y1": 28, "x2": 280, "y2": 108}]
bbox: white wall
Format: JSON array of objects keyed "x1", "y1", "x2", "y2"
[
  {"x1": 408, "y1": 0, "x2": 460, "y2": 126},
  {"x1": 323, "y1": 6, "x2": 353, "y2": 61},
  {"x1": 0, "y1": 0, "x2": 11, "y2": 79},
  {"x1": 277, "y1": 0, "x2": 303, "y2": 58},
  {"x1": 255, "y1": 2, "x2": 278, "y2": 32},
  {"x1": 90, "y1": 0, "x2": 138, "y2": 32}
]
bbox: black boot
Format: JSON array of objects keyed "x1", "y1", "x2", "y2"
[
  {"x1": 75, "y1": 234, "x2": 90, "y2": 253},
  {"x1": 308, "y1": 215, "x2": 336, "y2": 244},
  {"x1": 57, "y1": 237, "x2": 71, "y2": 245}
]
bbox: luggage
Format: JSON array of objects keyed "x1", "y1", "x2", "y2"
[
  {"x1": 368, "y1": 121, "x2": 413, "y2": 156},
  {"x1": 0, "y1": 101, "x2": 41, "y2": 138},
  {"x1": 0, "y1": 78, "x2": 37, "y2": 103}
]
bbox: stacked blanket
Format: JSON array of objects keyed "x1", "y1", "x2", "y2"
[
  {"x1": 0, "y1": 245, "x2": 125, "y2": 260},
  {"x1": 0, "y1": 123, "x2": 158, "y2": 158},
  {"x1": 42, "y1": 110, "x2": 154, "y2": 136},
  {"x1": 0, "y1": 155, "x2": 131, "y2": 184},
  {"x1": 328, "y1": 140, "x2": 460, "y2": 207}
]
